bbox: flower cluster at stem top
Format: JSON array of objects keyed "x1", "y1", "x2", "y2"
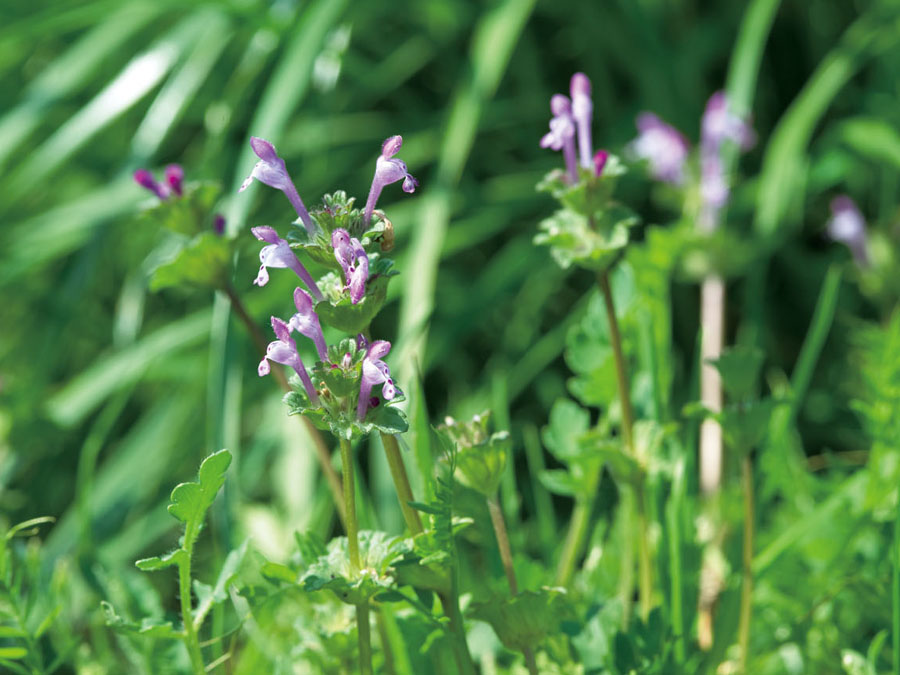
[{"x1": 239, "y1": 135, "x2": 417, "y2": 438}]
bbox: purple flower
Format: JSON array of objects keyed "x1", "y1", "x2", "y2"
[
  {"x1": 357, "y1": 340, "x2": 397, "y2": 420},
  {"x1": 213, "y1": 214, "x2": 226, "y2": 235},
  {"x1": 165, "y1": 164, "x2": 184, "y2": 196},
  {"x1": 697, "y1": 92, "x2": 755, "y2": 231},
  {"x1": 570, "y1": 73, "x2": 594, "y2": 169},
  {"x1": 251, "y1": 226, "x2": 323, "y2": 300},
  {"x1": 701, "y1": 92, "x2": 755, "y2": 152},
  {"x1": 827, "y1": 195, "x2": 869, "y2": 266},
  {"x1": 593, "y1": 149, "x2": 609, "y2": 177},
  {"x1": 288, "y1": 287, "x2": 328, "y2": 361},
  {"x1": 258, "y1": 317, "x2": 320, "y2": 405},
  {"x1": 134, "y1": 168, "x2": 171, "y2": 199},
  {"x1": 627, "y1": 113, "x2": 689, "y2": 185},
  {"x1": 540, "y1": 94, "x2": 578, "y2": 183},
  {"x1": 239, "y1": 137, "x2": 316, "y2": 235},
  {"x1": 364, "y1": 135, "x2": 418, "y2": 226},
  {"x1": 331, "y1": 228, "x2": 369, "y2": 304}
]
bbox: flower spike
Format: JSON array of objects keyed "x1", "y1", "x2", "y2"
[
  {"x1": 570, "y1": 73, "x2": 594, "y2": 169},
  {"x1": 540, "y1": 94, "x2": 578, "y2": 183},
  {"x1": 289, "y1": 287, "x2": 328, "y2": 361},
  {"x1": 259, "y1": 317, "x2": 320, "y2": 405},
  {"x1": 357, "y1": 339, "x2": 397, "y2": 420},
  {"x1": 251, "y1": 226, "x2": 323, "y2": 300},
  {"x1": 331, "y1": 228, "x2": 370, "y2": 304},
  {"x1": 363, "y1": 135, "x2": 418, "y2": 226},
  {"x1": 240, "y1": 137, "x2": 316, "y2": 235}
]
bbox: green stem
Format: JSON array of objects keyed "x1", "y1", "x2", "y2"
[
  {"x1": 555, "y1": 496, "x2": 594, "y2": 587},
  {"x1": 439, "y1": 587, "x2": 477, "y2": 675},
  {"x1": 380, "y1": 432, "x2": 424, "y2": 535},
  {"x1": 356, "y1": 601, "x2": 374, "y2": 675},
  {"x1": 487, "y1": 495, "x2": 538, "y2": 675},
  {"x1": 894, "y1": 490, "x2": 900, "y2": 675},
  {"x1": 178, "y1": 544, "x2": 205, "y2": 675},
  {"x1": 738, "y1": 456, "x2": 754, "y2": 671},
  {"x1": 598, "y1": 271, "x2": 653, "y2": 619},
  {"x1": 339, "y1": 437, "x2": 372, "y2": 675}
]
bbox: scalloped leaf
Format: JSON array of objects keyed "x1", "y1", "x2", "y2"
[
  {"x1": 135, "y1": 549, "x2": 186, "y2": 571},
  {"x1": 167, "y1": 450, "x2": 231, "y2": 549}
]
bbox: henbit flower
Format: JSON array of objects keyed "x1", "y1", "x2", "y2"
[
  {"x1": 258, "y1": 317, "x2": 320, "y2": 405},
  {"x1": 331, "y1": 228, "x2": 369, "y2": 304},
  {"x1": 364, "y1": 135, "x2": 418, "y2": 226},
  {"x1": 570, "y1": 73, "x2": 594, "y2": 169},
  {"x1": 133, "y1": 168, "x2": 171, "y2": 199},
  {"x1": 213, "y1": 214, "x2": 226, "y2": 235},
  {"x1": 357, "y1": 339, "x2": 397, "y2": 420},
  {"x1": 251, "y1": 226, "x2": 323, "y2": 300},
  {"x1": 165, "y1": 164, "x2": 184, "y2": 196},
  {"x1": 239, "y1": 137, "x2": 316, "y2": 235},
  {"x1": 540, "y1": 94, "x2": 578, "y2": 183},
  {"x1": 627, "y1": 113, "x2": 690, "y2": 185},
  {"x1": 593, "y1": 149, "x2": 609, "y2": 177},
  {"x1": 701, "y1": 91, "x2": 755, "y2": 152},
  {"x1": 827, "y1": 195, "x2": 869, "y2": 266},
  {"x1": 288, "y1": 287, "x2": 328, "y2": 361}
]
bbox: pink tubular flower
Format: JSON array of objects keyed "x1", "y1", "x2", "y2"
[
  {"x1": 289, "y1": 287, "x2": 328, "y2": 361},
  {"x1": 540, "y1": 94, "x2": 578, "y2": 183},
  {"x1": 134, "y1": 167, "x2": 179, "y2": 199},
  {"x1": 357, "y1": 340, "x2": 397, "y2": 420},
  {"x1": 593, "y1": 149, "x2": 609, "y2": 177},
  {"x1": 827, "y1": 195, "x2": 869, "y2": 266},
  {"x1": 364, "y1": 135, "x2": 418, "y2": 225},
  {"x1": 570, "y1": 73, "x2": 594, "y2": 169},
  {"x1": 240, "y1": 137, "x2": 316, "y2": 234},
  {"x1": 251, "y1": 226, "x2": 323, "y2": 300},
  {"x1": 332, "y1": 228, "x2": 369, "y2": 304},
  {"x1": 627, "y1": 113, "x2": 689, "y2": 185},
  {"x1": 258, "y1": 317, "x2": 320, "y2": 405}
]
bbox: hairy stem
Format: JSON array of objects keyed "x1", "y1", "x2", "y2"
[
  {"x1": 178, "y1": 544, "x2": 205, "y2": 674},
  {"x1": 339, "y1": 437, "x2": 372, "y2": 675},
  {"x1": 488, "y1": 495, "x2": 538, "y2": 675},
  {"x1": 224, "y1": 283, "x2": 346, "y2": 527},
  {"x1": 380, "y1": 432, "x2": 423, "y2": 535},
  {"x1": 598, "y1": 270, "x2": 653, "y2": 618},
  {"x1": 738, "y1": 456, "x2": 755, "y2": 671}
]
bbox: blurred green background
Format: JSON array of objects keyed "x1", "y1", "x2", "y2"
[{"x1": 1, "y1": 0, "x2": 899, "y2": 672}]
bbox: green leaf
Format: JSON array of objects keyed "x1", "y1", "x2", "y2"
[
  {"x1": 193, "y1": 539, "x2": 249, "y2": 627},
  {"x1": 709, "y1": 345, "x2": 765, "y2": 401},
  {"x1": 370, "y1": 401, "x2": 409, "y2": 435},
  {"x1": 537, "y1": 469, "x2": 579, "y2": 497},
  {"x1": 719, "y1": 399, "x2": 779, "y2": 454},
  {"x1": 102, "y1": 601, "x2": 182, "y2": 640},
  {"x1": 301, "y1": 531, "x2": 410, "y2": 604},
  {"x1": 542, "y1": 399, "x2": 590, "y2": 462},
  {"x1": 136, "y1": 549, "x2": 186, "y2": 571},
  {"x1": 0, "y1": 648, "x2": 27, "y2": 660},
  {"x1": 150, "y1": 232, "x2": 232, "y2": 292},
  {"x1": 140, "y1": 182, "x2": 221, "y2": 236},
  {"x1": 166, "y1": 450, "x2": 232, "y2": 549},
  {"x1": 454, "y1": 431, "x2": 509, "y2": 497},
  {"x1": 469, "y1": 589, "x2": 575, "y2": 652},
  {"x1": 534, "y1": 208, "x2": 629, "y2": 272},
  {"x1": 315, "y1": 270, "x2": 392, "y2": 334}
]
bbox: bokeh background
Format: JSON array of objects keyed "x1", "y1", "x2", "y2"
[{"x1": 1, "y1": 0, "x2": 899, "y2": 672}]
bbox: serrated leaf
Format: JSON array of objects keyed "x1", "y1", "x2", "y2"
[
  {"x1": 150, "y1": 232, "x2": 232, "y2": 291},
  {"x1": 136, "y1": 549, "x2": 186, "y2": 571},
  {"x1": 167, "y1": 450, "x2": 231, "y2": 548}
]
